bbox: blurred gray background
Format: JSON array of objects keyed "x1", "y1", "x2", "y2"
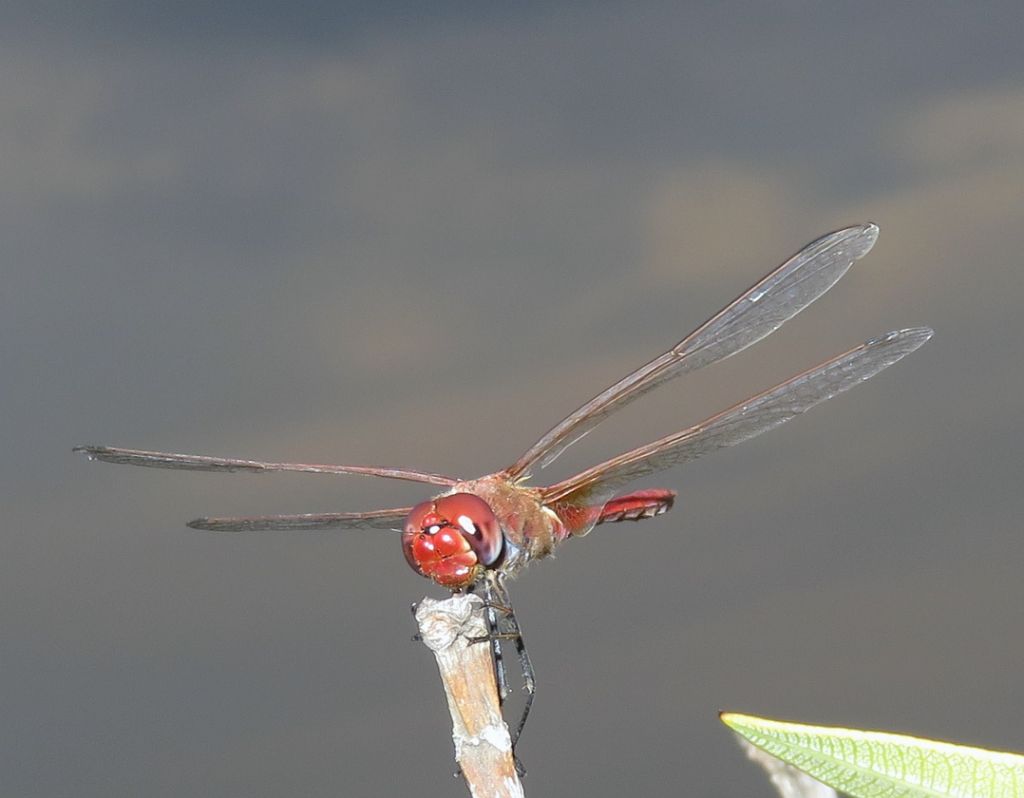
[{"x1": 4, "y1": 3, "x2": 1024, "y2": 796}]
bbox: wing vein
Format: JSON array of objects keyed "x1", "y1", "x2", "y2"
[
  {"x1": 505, "y1": 224, "x2": 880, "y2": 479},
  {"x1": 543, "y1": 327, "x2": 933, "y2": 502},
  {"x1": 74, "y1": 445, "x2": 458, "y2": 487}
]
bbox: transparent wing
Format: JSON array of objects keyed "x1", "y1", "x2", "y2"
[
  {"x1": 74, "y1": 445, "x2": 458, "y2": 487},
  {"x1": 506, "y1": 224, "x2": 880, "y2": 480},
  {"x1": 187, "y1": 508, "x2": 411, "y2": 532},
  {"x1": 543, "y1": 327, "x2": 933, "y2": 503}
]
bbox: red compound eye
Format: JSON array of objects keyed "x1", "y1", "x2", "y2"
[{"x1": 401, "y1": 493, "x2": 502, "y2": 590}]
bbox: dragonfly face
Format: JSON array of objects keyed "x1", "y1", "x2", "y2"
[{"x1": 402, "y1": 493, "x2": 503, "y2": 589}]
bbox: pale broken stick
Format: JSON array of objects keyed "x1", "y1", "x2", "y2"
[{"x1": 415, "y1": 594, "x2": 524, "y2": 798}]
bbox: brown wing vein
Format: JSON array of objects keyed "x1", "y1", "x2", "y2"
[
  {"x1": 506, "y1": 224, "x2": 880, "y2": 480},
  {"x1": 74, "y1": 445, "x2": 458, "y2": 487},
  {"x1": 187, "y1": 508, "x2": 411, "y2": 532},
  {"x1": 543, "y1": 327, "x2": 933, "y2": 503}
]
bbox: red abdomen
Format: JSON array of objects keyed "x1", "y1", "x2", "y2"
[{"x1": 596, "y1": 489, "x2": 676, "y2": 524}]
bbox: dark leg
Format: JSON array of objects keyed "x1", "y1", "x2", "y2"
[
  {"x1": 409, "y1": 601, "x2": 422, "y2": 642},
  {"x1": 467, "y1": 575, "x2": 536, "y2": 775},
  {"x1": 473, "y1": 583, "x2": 511, "y2": 702},
  {"x1": 485, "y1": 574, "x2": 535, "y2": 751}
]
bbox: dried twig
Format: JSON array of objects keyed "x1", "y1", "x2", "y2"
[{"x1": 415, "y1": 594, "x2": 524, "y2": 798}]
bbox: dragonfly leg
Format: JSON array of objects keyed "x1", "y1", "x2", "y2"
[
  {"x1": 410, "y1": 601, "x2": 423, "y2": 642},
  {"x1": 482, "y1": 574, "x2": 534, "y2": 777},
  {"x1": 467, "y1": 584, "x2": 512, "y2": 702},
  {"x1": 451, "y1": 585, "x2": 519, "y2": 780},
  {"x1": 483, "y1": 586, "x2": 513, "y2": 702}
]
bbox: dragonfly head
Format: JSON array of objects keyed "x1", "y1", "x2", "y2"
[{"x1": 402, "y1": 493, "x2": 503, "y2": 590}]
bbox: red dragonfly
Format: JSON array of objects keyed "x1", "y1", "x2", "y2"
[{"x1": 76, "y1": 224, "x2": 930, "y2": 750}]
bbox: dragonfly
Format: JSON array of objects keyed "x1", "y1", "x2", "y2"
[{"x1": 76, "y1": 223, "x2": 932, "y2": 757}]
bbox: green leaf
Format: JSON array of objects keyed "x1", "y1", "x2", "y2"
[{"x1": 721, "y1": 712, "x2": 1024, "y2": 798}]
